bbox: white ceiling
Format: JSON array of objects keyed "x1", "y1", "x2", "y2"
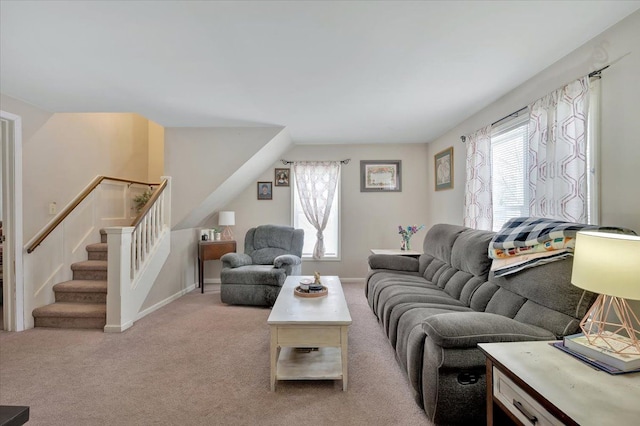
[{"x1": 1, "y1": 1, "x2": 639, "y2": 144}]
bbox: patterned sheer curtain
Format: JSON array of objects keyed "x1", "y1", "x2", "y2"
[
  {"x1": 293, "y1": 161, "x2": 340, "y2": 259},
  {"x1": 463, "y1": 125, "x2": 493, "y2": 230},
  {"x1": 528, "y1": 77, "x2": 591, "y2": 223}
]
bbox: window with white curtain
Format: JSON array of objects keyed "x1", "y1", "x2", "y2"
[
  {"x1": 490, "y1": 115, "x2": 530, "y2": 231},
  {"x1": 292, "y1": 170, "x2": 340, "y2": 259}
]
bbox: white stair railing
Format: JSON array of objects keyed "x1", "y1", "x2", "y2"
[{"x1": 105, "y1": 176, "x2": 172, "y2": 332}]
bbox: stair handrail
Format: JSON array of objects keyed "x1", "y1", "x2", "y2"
[
  {"x1": 130, "y1": 179, "x2": 168, "y2": 229},
  {"x1": 27, "y1": 175, "x2": 161, "y2": 254}
]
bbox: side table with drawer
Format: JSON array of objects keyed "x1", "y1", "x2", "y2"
[
  {"x1": 198, "y1": 240, "x2": 236, "y2": 293},
  {"x1": 478, "y1": 341, "x2": 640, "y2": 426}
]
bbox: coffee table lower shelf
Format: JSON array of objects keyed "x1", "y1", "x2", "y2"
[{"x1": 275, "y1": 347, "x2": 344, "y2": 381}]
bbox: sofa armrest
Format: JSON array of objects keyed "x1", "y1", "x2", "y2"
[
  {"x1": 368, "y1": 254, "x2": 419, "y2": 272},
  {"x1": 274, "y1": 254, "x2": 302, "y2": 269},
  {"x1": 221, "y1": 253, "x2": 253, "y2": 268},
  {"x1": 421, "y1": 312, "x2": 556, "y2": 349},
  {"x1": 273, "y1": 254, "x2": 302, "y2": 276}
]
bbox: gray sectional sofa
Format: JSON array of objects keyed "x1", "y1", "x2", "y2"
[{"x1": 365, "y1": 223, "x2": 597, "y2": 425}]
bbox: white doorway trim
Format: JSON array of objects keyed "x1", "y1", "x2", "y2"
[{"x1": 1, "y1": 110, "x2": 25, "y2": 331}]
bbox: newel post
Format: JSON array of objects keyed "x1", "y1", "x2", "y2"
[{"x1": 104, "y1": 226, "x2": 134, "y2": 333}]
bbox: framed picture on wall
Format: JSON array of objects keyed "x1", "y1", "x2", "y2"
[
  {"x1": 360, "y1": 160, "x2": 402, "y2": 192},
  {"x1": 274, "y1": 168, "x2": 290, "y2": 187},
  {"x1": 257, "y1": 181, "x2": 273, "y2": 200},
  {"x1": 435, "y1": 147, "x2": 453, "y2": 191}
]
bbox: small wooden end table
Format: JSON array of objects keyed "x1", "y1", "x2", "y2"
[
  {"x1": 198, "y1": 240, "x2": 236, "y2": 293},
  {"x1": 370, "y1": 248, "x2": 422, "y2": 258}
]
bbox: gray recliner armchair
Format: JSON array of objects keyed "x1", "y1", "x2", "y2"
[{"x1": 220, "y1": 225, "x2": 304, "y2": 306}]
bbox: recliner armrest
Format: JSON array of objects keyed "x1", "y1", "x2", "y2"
[
  {"x1": 274, "y1": 254, "x2": 302, "y2": 268},
  {"x1": 221, "y1": 253, "x2": 253, "y2": 268},
  {"x1": 368, "y1": 254, "x2": 419, "y2": 272},
  {"x1": 421, "y1": 312, "x2": 556, "y2": 349}
]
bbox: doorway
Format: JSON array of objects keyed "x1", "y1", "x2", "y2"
[{"x1": 1, "y1": 110, "x2": 24, "y2": 331}]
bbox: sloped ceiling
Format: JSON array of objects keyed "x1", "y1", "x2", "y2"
[{"x1": 1, "y1": 1, "x2": 639, "y2": 144}]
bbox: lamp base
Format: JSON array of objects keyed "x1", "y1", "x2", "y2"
[
  {"x1": 580, "y1": 294, "x2": 640, "y2": 355},
  {"x1": 222, "y1": 226, "x2": 234, "y2": 241}
]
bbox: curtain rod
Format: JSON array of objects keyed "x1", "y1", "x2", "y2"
[
  {"x1": 281, "y1": 159, "x2": 351, "y2": 165},
  {"x1": 460, "y1": 64, "x2": 611, "y2": 143}
]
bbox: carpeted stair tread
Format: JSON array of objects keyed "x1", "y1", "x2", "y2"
[
  {"x1": 86, "y1": 243, "x2": 108, "y2": 252},
  {"x1": 33, "y1": 302, "x2": 106, "y2": 318},
  {"x1": 71, "y1": 260, "x2": 107, "y2": 271},
  {"x1": 53, "y1": 280, "x2": 107, "y2": 293}
]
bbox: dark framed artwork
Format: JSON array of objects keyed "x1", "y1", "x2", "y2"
[
  {"x1": 435, "y1": 147, "x2": 454, "y2": 191},
  {"x1": 257, "y1": 181, "x2": 273, "y2": 200},
  {"x1": 274, "y1": 168, "x2": 290, "y2": 187},
  {"x1": 360, "y1": 160, "x2": 402, "y2": 192}
]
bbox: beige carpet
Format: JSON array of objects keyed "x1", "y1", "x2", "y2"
[{"x1": 0, "y1": 282, "x2": 431, "y2": 425}]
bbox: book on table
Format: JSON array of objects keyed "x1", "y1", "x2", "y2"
[{"x1": 563, "y1": 333, "x2": 640, "y2": 372}]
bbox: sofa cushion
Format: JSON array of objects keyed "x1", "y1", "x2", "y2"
[
  {"x1": 220, "y1": 265, "x2": 287, "y2": 286},
  {"x1": 421, "y1": 224, "x2": 468, "y2": 267},
  {"x1": 422, "y1": 312, "x2": 556, "y2": 348},
  {"x1": 450, "y1": 228, "x2": 494, "y2": 277},
  {"x1": 486, "y1": 257, "x2": 597, "y2": 337},
  {"x1": 253, "y1": 225, "x2": 295, "y2": 250}
]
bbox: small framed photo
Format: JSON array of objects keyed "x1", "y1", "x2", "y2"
[
  {"x1": 257, "y1": 181, "x2": 273, "y2": 200},
  {"x1": 435, "y1": 147, "x2": 454, "y2": 191},
  {"x1": 360, "y1": 160, "x2": 402, "y2": 192},
  {"x1": 274, "y1": 168, "x2": 290, "y2": 187}
]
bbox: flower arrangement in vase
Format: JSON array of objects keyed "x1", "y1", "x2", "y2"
[{"x1": 398, "y1": 225, "x2": 425, "y2": 251}]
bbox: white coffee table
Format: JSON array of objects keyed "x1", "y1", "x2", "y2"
[{"x1": 267, "y1": 275, "x2": 352, "y2": 391}]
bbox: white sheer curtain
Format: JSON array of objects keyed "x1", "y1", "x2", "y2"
[
  {"x1": 528, "y1": 77, "x2": 591, "y2": 223},
  {"x1": 293, "y1": 161, "x2": 340, "y2": 259},
  {"x1": 463, "y1": 125, "x2": 493, "y2": 230}
]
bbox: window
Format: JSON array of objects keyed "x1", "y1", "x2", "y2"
[
  {"x1": 490, "y1": 115, "x2": 529, "y2": 231},
  {"x1": 292, "y1": 169, "x2": 341, "y2": 259}
]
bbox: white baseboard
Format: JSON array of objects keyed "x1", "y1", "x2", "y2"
[
  {"x1": 104, "y1": 321, "x2": 133, "y2": 333},
  {"x1": 135, "y1": 283, "x2": 197, "y2": 321}
]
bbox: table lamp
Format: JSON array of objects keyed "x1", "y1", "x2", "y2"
[
  {"x1": 571, "y1": 231, "x2": 640, "y2": 354},
  {"x1": 218, "y1": 211, "x2": 235, "y2": 240}
]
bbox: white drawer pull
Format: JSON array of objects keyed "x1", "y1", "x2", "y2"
[{"x1": 513, "y1": 399, "x2": 538, "y2": 424}]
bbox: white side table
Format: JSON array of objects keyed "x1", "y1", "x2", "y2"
[
  {"x1": 479, "y1": 341, "x2": 640, "y2": 425},
  {"x1": 370, "y1": 248, "x2": 422, "y2": 257}
]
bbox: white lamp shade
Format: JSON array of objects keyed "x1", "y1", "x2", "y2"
[
  {"x1": 218, "y1": 211, "x2": 235, "y2": 226},
  {"x1": 571, "y1": 231, "x2": 640, "y2": 300}
]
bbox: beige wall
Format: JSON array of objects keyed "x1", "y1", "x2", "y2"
[
  {"x1": 203, "y1": 143, "x2": 430, "y2": 280},
  {"x1": 1, "y1": 95, "x2": 152, "y2": 241},
  {"x1": 426, "y1": 10, "x2": 640, "y2": 234},
  {"x1": 147, "y1": 120, "x2": 164, "y2": 182},
  {"x1": 164, "y1": 126, "x2": 283, "y2": 228},
  {"x1": 23, "y1": 112, "x2": 150, "y2": 241}
]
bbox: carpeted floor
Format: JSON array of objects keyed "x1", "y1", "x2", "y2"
[{"x1": 0, "y1": 282, "x2": 431, "y2": 425}]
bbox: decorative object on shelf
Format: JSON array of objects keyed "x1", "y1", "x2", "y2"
[
  {"x1": 398, "y1": 225, "x2": 424, "y2": 251},
  {"x1": 360, "y1": 160, "x2": 402, "y2": 192},
  {"x1": 274, "y1": 168, "x2": 290, "y2": 187},
  {"x1": 571, "y1": 231, "x2": 640, "y2": 355},
  {"x1": 218, "y1": 211, "x2": 235, "y2": 240},
  {"x1": 257, "y1": 181, "x2": 273, "y2": 200},
  {"x1": 435, "y1": 146, "x2": 453, "y2": 191},
  {"x1": 133, "y1": 189, "x2": 153, "y2": 212}
]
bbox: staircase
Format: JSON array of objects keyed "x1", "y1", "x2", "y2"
[{"x1": 32, "y1": 231, "x2": 108, "y2": 329}]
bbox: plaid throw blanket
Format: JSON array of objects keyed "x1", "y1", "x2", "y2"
[
  {"x1": 489, "y1": 218, "x2": 636, "y2": 278},
  {"x1": 490, "y1": 217, "x2": 634, "y2": 252}
]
